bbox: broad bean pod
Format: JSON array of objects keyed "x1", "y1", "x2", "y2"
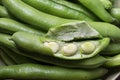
[
  {"x1": 0, "y1": 63, "x2": 108, "y2": 80},
  {"x1": 0, "y1": 47, "x2": 38, "y2": 64},
  {"x1": 0, "y1": 33, "x2": 107, "y2": 69},
  {"x1": 3, "y1": 0, "x2": 120, "y2": 41},
  {"x1": 0, "y1": 33, "x2": 39, "y2": 64},
  {"x1": 104, "y1": 54, "x2": 120, "y2": 67},
  {"x1": 52, "y1": 0, "x2": 98, "y2": 20},
  {"x1": 0, "y1": 49, "x2": 16, "y2": 65},
  {"x1": 101, "y1": 42, "x2": 120, "y2": 55},
  {"x1": 78, "y1": 0, "x2": 115, "y2": 22},
  {"x1": 22, "y1": 0, "x2": 93, "y2": 21},
  {"x1": 0, "y1": 18, "x2": 44, "y2": 35},
  {"x1": 3, "y1": 0, "x2": 74, "y2": 31},
  {"x1": 11, "y1": 31, "x2": 110, "y2": 60},
  {"x1": 47, "y1": 21, "x2": 120, "y2": 41}
]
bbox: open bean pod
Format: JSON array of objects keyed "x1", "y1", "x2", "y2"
[{"x1": 11, "y1": 31, "x2": 110, "y2": 60}]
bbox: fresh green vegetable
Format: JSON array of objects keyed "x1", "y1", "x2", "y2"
[
  {"x1": 52, "y1": 0, "x2": 98, "y2": 20},
  {"x1": 78, "y1": 0, "x2": 115, "y2": 22},
  {"x1": 0, "y1": 5, "x2": 10, "y2": 18},
  {"x1": 47, "y1": 21, "x2": 120, "y2": 41},
  {"x1": 0, "y1": 49, "x2": 16, "y2": 65},
  {"x1": 0, "y1": 18, "x2": 44, "y2": 35},
  {"x1": 0, "y1": 63, "x2": 108, "y2": 80},
  {"x1": 0, "y1": 33, "x2": 39, "y2": 64},
  {"x1": 19, "y1": 51, "x2": 108, "y2": 69},
  {"x1": 104, "y1": 54, "x2": 120, "y2": 67},
  {"x1": 46, "y1": 21, "x2": 102, "y2": 41},
  {"x1": 3, "y1": 0, "x2": 75, "y2": 31},
  {"x1": 0, "y1": 47, "x2": 38, "y2": 64},
  {"x1": 11, "y1": 31, "x2": 110, "y2": 60},
  {"x1": 0, "y1": 0, "x2": 119, "y2": 79},
  {"x1": 101, "y1": 42, "x2": 120, "y2": 55},
  {"x1": 88, "y1": 22, "x2": 120, "y2": 40},
  {"x1": 52, "y1": 55, "x2": 107, "y2": 69},
  {"x1": 22, "y1": 0, "x2": 93, "y2": 21},
  {"x1": 100, "y1": 0, "x2": 112, "y2": 9},
  {"x1": 0, "y1": 33, "x2": 107, "y2": 69},
  {"x1": 3, "y1": 0, "x2": 120, "y2": 41}
]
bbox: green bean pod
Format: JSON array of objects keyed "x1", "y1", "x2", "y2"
[
  {"x1": 0, "y1": 33, "x2": 107, "y2": 68},
  {"x1": 46, "y1": 21, "x2": 103, "y2": 41},
  {"x1": 0, "y1": 5, "x2": 11, "y2": 18},
  {"x1": 47, "y1": 21, "x2": 120, "y2": 41},
  {"x1": 0, "y1": 49, "x2": 16, "y2": 65},
  {"x1": 9, "y1": 49, "x2": 108, "y2": 69},
  {"x1": 0, "y1": 47, "x2": 38, "y2": 64},
  {"x1": 104, "y1": 54, "x2": 120, "y2": 67},
  {"x1": 11, "y1": 31, "x2": 110, "y2": 60},
  {"x1": 3, "y1": 0, "x2": 120, "y2": 40},
  {"x1": 52, "y1": 0, "x2": 98, "y2": 20},
  {"x1": 22, "y1": 0, "x2": 93, "y2": 21},
  {"x1": 101, "y1": 42, "x2": 120, "y2": 55},
  {"x1": 0, "y1": 63, "x2": 108, "y2": 80},
  {"x1": 88, "y1": 21, "x2": 120, "y2": 40},
  {"x1": 3, "y1": 0, "x2": 74, "y2": 31},
  {"x1": 0, "y1": 18, "x2": 44, "y2": 35},
  {"x1": 78, "y1": 0, "x2": 115, "y2": 22},
  {"x1": 0, "y1": 33, "x2": 39, "y2": 64}
]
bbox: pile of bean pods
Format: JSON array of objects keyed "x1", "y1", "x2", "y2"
[{"x1": 0, "y1": 0, "x2": 120, "y2": 80}]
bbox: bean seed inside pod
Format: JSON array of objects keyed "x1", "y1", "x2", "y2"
[
  {"x1": 62, "y1": 44, "x2": 77, "y2": 56},
  {"x1": 81, "y1": 42, "x2": 96, "y2": 54},
  {"x1": 44, "y1": 42, "x2": 59, "y2": 53}
]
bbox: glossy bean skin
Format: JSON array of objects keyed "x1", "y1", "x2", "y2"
[
  {"x1": 78, "y1": 0, "x2": 115, "y2": 23},
  {"x1": 0, "y1": 18, "x2": 44, "y2": 35},
  {"x1": 52, "y1": 0, "x2": 98, "y2": 20},
  {"x1": 22, "y1": 0, "x2": 93, "y2": 21},
  {"x1": 3, "y1": 0, "x2": 74, "y2": 31},
  {"x1": 0, "y1": 63, "x2": 108, "y2": 80},
  {"x1": 3, "y1": 0, "x2": 120, "y2": 41}
]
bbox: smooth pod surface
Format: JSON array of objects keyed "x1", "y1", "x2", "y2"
[{"x1": 0, "y1": 63, "x2": 108, "y2": 80}]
